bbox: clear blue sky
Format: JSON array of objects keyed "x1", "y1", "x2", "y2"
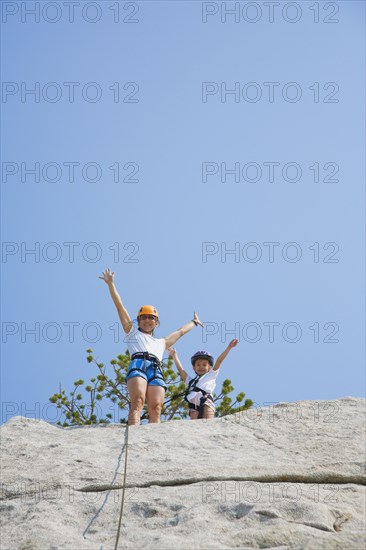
[{"x1": 1, "y1": 1, "x2": 365, "y2": 424}]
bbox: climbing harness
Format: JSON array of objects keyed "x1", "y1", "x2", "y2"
[
  {"x1": 114, "y1": 424, "x2": 129, "y2": 550},
  {"x1": 128, "y1": 352, "x2": 166, "y2": 386},
  {"x1": 184, "y1": 375, "x2": 214, "y2": 419}
]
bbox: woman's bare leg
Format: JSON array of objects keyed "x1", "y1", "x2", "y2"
[
  {"x1": 146, "y1": 385, "x2": 165, "y2": 423},
  {"x1": 127, "y1": 377, "x2": 147, "y2": 425}
]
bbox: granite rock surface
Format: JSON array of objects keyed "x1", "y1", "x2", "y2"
[{"x1": 1, "y1": 397, "x2": 365, "y2": 549}]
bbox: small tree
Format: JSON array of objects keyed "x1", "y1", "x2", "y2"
[{"x1": 50, "y1": 349, "x2": 253, "y2": 426}]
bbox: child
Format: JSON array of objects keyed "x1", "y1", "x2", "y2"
[
  {"x1": 168, "y1": 339, "x2": 239, "y2": 420},
  {"x1": 99, "y1": 268, "x2": 204, "y2": 425}
]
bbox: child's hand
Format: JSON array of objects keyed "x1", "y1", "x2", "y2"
[
  {"x1": 99, "y1": 268, "x2": 115, "y2": 284},
  {"x1": 168, "y1": 347, "x2": 177, "y2": 358},
  {"x1": 228, "y1": 338, "x2": 239, "y2": 348},
  {"x1": 193, "y1": 311, "x2": 204, "y2": 328}
]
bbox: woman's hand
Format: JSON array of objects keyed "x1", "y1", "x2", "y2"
[
  {"x1": 99, "y1": 268, "x2": 115, "y2": 285},
  {"x1": 193, "y1": 311, "x2": 204, "y2": 328},
  {"x1": 168, "y1": 347, "x2": 177, "y2": 358},
  {"x1": 228, "y1": 338, "x2": 239, "y2": 348}
]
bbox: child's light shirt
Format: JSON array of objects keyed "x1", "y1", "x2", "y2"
[
  {"x1": 125, "y1": 325, "x2": 165, "y2": 361},
  {"x1": 185, "y1": 369, "x2": 219, "y2": 406}
]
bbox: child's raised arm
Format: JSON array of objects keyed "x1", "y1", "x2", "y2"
[
  {"x1": 99, "y1": 268, "x2": 132, "y2": 334},
  {"x1": 213, "y1": 338, "x2": 239, "y2": 371},
  {"x1": 168, "y1": 348, "x2": 188, "y2": 382},
  {"x1": 164, "y1": 311, "x2": 203, "y2": 349}
]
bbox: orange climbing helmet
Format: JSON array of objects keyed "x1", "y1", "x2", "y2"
[{"x1": 137, "y1": 305, "x2": 159, "y2": 319}]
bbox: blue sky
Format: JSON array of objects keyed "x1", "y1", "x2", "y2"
[{"x1": 1, "y1": 0, "x2": 365, "y2": 424}]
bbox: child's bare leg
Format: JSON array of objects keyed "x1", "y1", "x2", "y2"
[
  {"x1": 146, "y1": 385, "x2": 165, "y2": 423},
  {"x1": 127, "y1": 377, "x2": 147, "y2": 425},
  {"x1": 189, "y1": 410, "x2": 199, "y2": 420},
  {"x1": 203, "y1": 405, "x2": 215, "y2": 420}
]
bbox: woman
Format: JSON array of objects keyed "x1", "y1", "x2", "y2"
[{"x1": 99, "y1": 268, "x2": 203, "y2": 425}]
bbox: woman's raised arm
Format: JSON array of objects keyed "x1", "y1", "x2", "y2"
[
  {"x1": 164, "y1": 311, "x2": 203, "y2": 349},
  {"x1": 99, "y1": 268, "x2": 132, "y2": 334}
]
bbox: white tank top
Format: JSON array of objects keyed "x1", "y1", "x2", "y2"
[{"x1": 125, "y1": 325, "x2": 165, "y2": 361}]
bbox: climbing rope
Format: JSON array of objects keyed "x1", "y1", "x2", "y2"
[{"x1": 114, "y1": 424, "x2": 129, "y2": 550}]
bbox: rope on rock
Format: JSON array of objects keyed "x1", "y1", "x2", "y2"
[{"x1": 114, "y1": 424, "x2": 129, "y2": 550}]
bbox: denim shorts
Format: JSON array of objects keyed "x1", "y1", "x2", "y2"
[{"x1": 126, "y1": 358, "x2": 166, "y2": 390}]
